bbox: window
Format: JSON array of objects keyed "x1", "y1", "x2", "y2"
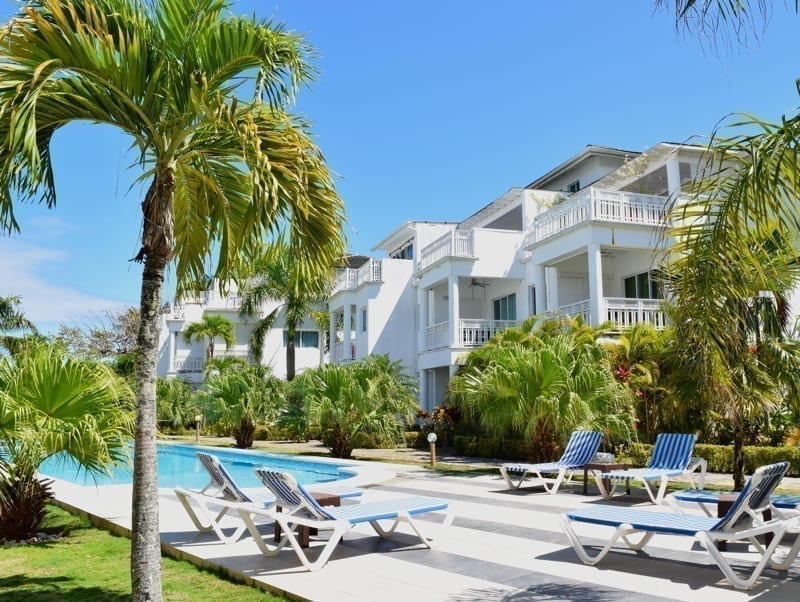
[
  {"x1": 623, "y1": 271, "x2": 663, "y2": 300},
  {"x1": 566, "y1": 179, "x2": 580, "y2": 194},
  {"x1": 493, "y1": 293, "x2": 517, "y2": 321},
  {"x1": 527, "y1": 285, "x2": 536, "y2": 316},
  {"x1": 361, "y1": 307, "x2": 367, "y2": 332},
  {"x1": 390, "y1": 240, "x2": 414, "y2": 260},
  {"x1": 282, "y1": 330, "x2": 320, "y2": 348}
]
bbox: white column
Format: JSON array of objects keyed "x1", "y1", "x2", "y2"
[
  {"x1": 587, "y1": 243, "x2": 604, "y2": 326},
  {"x1": 343, "y1": 304, "x2": 352, "y2": 360},
  {"x1": 417, "y1": 287, "x2": 428, "y2": 353},
  {"x1": 546, "y1": 266, "x2": 559, "y2": 311},
  {"x1": 168, "y1": 328, "x2": 176, "y2": 372},
  {"x1": 418, "y1": 370, "x2": 428, "y2": 410},
  {"x1": 448, "y1": 276, "x2": 460, "y2": 347},
  {"x1": 328, "y1": 311, "x2": 336, "y2": 364},
  {"x1": 665, "y1": 156, "x2": 682, "y2": 198},
  {"x1": 532, "y1": 264, "x2": 546, "y2": 316}
]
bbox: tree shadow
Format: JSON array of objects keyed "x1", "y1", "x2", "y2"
[
  {"x1": 450, "y1": 582, "x2": 628, "y2": 601},
  {"x1": 0, "y1": 575, "x2": 129, "y2": 601}
]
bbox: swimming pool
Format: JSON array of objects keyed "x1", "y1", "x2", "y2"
[{"x1": 38, "y1": 443, "x2": 357, "y2": 489}]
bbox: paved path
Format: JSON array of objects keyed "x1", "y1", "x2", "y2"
[{"x1": 52, "y1": 441, "x2": 800, "y2": 601}]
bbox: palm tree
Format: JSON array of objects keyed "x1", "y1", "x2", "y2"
[
  {"x1": 239, "y1": 239, "x2": 331, "y2": 380},
  {"x1": 183, "y1": 314, "x2": 235, "y2": 361},
  {"x1": 0, "y1": 295, "x2": 37, "y2": 353},
  {"x1": 294, "y1": 355, "x2": 419, "y2": 458},
  {"x1": 0, "y1": 342, "x2": 134, "y2": 540},
  {"x1": 0, "y1": 2, "x2": 345, "y2": 598}
]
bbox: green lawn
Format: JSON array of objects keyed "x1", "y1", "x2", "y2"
[{"x1": 0, "y1": 505, "x2": 284, "y2": 601}]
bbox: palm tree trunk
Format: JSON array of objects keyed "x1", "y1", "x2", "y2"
[
  {"x1": 131, "y1": 253, "x2": 165, "y2": 601},
  {"x1": 732, "y1": 418, "x2": 746, "y2": 491},
  {"x1": 131, "y1": 170, "x2": 174, "y2": 602}
]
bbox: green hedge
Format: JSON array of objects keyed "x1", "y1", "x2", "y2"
[{"x1": 454, "y1": 436, "x2": 800, "y2": 474}]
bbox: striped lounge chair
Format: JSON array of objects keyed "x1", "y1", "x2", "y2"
[
  {"x1": 670, "y1": 488, "x2": 800, "y2": 519},
  {"x1": 499, "y1": 430, "x2": 603, "y2": 494},
  {"x1": 560, "y1": 462, "x2": 800, "y2": 590},
  {"x1": 596, "y1": 433, "x2": 707, "y2": 504},
  {"x1": 175, "y1": 452, "x2": 361, "y2": 544},
  {"x1": 231, "y1": 469, "x2": 453, "y2": 571}
]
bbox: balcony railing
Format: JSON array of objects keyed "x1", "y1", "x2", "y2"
[
  {"x1": 423, "y1": 319, "x2": 518, "y2": 352},
  {"x1": 332, "y1": 259, "x2": 383, "y2": 294},
  {"x1": 418, "y1": 231, "x2": 473, "y2": 271},
  {"x1": 331, "y1": 341, "x2": 355, "y2": 363},
  {"x1": 527, "y1": 188, "x2": 668, "y2": 245},
  {"x1": 174, "y1": 357, "x2": 204, "y2": 373},
  {"x1": 549, "y1": 297, "x2": 666, "y2": 329}
]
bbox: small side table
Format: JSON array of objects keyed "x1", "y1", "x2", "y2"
[
  {"x1": 583, "y1": 462, "x2": 630, "y2": 496},
  {"x1": 273, "y1": 491, "x2": 341, "y2": 548}
]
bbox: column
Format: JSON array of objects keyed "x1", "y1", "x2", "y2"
[
  {"x1": 167, "y1": 328, "x2": 176, "y2": 372},
  {"x1": 328, "y1": 310, "x2": 336, "y2": 363},
  {"x1": 343, "y1": 304, "x2": 352, "y2": 360},
  {"x1": 417, "y1": 286, "x2": 428, "y2": 353},
  {"x1": 532, "y1": 264, "x2": 546, "y2": 316},
  {"x1": 546, "y1": 266, "x2": 559, "y2": 311},
  {"x1": 448, "y1": 276, "x2": 460, "y2": 347},
  {"x1": 418, "y1": 370, "x2": 428, "y2": 410},
  {"x1": 587, "y1": 243, "x2": 604, "y2": 326},
  {"x1": 665, "y1": 156, "x2": 681, "y2": 199}
]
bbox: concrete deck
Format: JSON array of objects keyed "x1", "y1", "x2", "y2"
[{"x1": 51, "y1": 455, "x2": 800, "y2": 601}]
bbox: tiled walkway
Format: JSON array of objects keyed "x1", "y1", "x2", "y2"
[{"x1": 52, "y1": 458, "x2": 800, "y2": 601}]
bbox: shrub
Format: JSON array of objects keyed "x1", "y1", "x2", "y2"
[{"x1": 454, "y1": 435, "x2": 528, "y2": 460}]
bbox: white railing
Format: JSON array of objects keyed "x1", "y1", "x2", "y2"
[
  {"x1": 458, "y1": 319, "x2": 518, "y2": 347},
  {"x1": 174, "y1": 357, "x2": 204, "y2": 373},
  {"x1": 331, "y1": 341, "x2": 355, "y2": 363},
  {"x1": 527, "y1": 188, "x2": 668, "y2": 245},
  {"x1": 332, "y1": 259, "x2": 383, "y2": 294},
  {"x1": 424, "y1": 321, "x2": 450, "y2": 351},
  {"x1": 418, "y1": 231, "x2": 473, "y2": 271},
  {"x1": 549, "y1": 297, "x2": 666, "y2": 329},
  {"x1": 604, "y1": 298, "x2": 667, "y2": 329}
]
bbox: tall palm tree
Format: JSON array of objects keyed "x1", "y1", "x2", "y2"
[
  {"x1": 0, "y1": 2, "x2": 345, "y2": 599},
  {"x1": 239, "y1": 239, "x2": 331, "y2": 380},
  {"x1": 0, "y1": 342, "x2": 134, "y2": 540},
  {"x1": 0, "y1": 295, "x2": 37, "y2": 353},
  {"x1": 183, "y1": 314, "x2": 235, "y2": 361}
]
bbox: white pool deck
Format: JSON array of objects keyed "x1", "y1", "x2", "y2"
[{"x1": 51, "y1": 459, "x2": 800, "y2": 602}]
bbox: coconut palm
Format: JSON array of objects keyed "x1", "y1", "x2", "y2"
[
  {"x1": 183, "y1": 314, "x2": 235, "y2": 361},
  {"x1": 0, "y1": 2, "x2": 345, "y2": 598},
  {"x1": 239, "y1": 239, "x2": 331, "y2": 380},
  {"x1": 449, "y1": 333, "x2": 634, "y2": 462},
  {"x1": 294, "y1": 355, "x2": 418, "y2": 458},
  {"x1": 0, "y1": 342, "x2": 134, "y2": 540},
  {"x1": 0, "y1": 295, "x2": 37, "y2": 353}
]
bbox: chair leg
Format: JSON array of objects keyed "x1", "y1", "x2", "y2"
[
  {"x1": 593, "y1": 472, "x2": 613, "y2": 499},
  {"x1": 641, "y1": 477, "x2": 670, "y2": 505},
  {"x1": 700, "y1": 527, "x2": 791, "y2": 590},
  {"x1": 540, "y1": 468, "x2": 566, "y2": 494},
  {"x1": 500, "y1": 466, "x2": 528, "y2": 489},
  {"x1": 176, "y1": 490, "x2": 247, "y2": 544},
  {"x1": 559, "y1": 516, "x2": 650, "y2": 565}
]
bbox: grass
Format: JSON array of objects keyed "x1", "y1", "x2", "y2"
[{"x1": 0, "y1": 505, "x2": 284, "y2": 601}]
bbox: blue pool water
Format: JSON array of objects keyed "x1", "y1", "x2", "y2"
[{"x1": 38, "y1": 443, "x2": 355, "y2": 488}]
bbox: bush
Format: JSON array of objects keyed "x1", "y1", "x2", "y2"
[
  {"x1": 405, "y1": 431, "x2": 428, "y2": 449},
  {"x1": 454, "y1": 435, "x2": 528, "y2": 460}
]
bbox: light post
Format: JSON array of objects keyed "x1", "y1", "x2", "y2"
[
  {"x1": 427, "y1": 432, "x2": 437, "y2": 469},
  {"x1": 195, "y1": 414, "x2": 202, "y2": 443}
]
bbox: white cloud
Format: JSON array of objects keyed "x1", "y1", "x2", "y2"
[{"x1": 0, "y1": 237, "x2": 128, "y2": 332}]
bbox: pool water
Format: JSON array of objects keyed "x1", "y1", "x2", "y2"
[{"x1": 38, "y1": 443, "x2": 355, "y2": 488}]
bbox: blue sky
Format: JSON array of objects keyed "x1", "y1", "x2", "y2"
[{"x1": 2, "y1": 1, "x2": 799, "y2": 333}]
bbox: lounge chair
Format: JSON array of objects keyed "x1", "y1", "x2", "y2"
[
  {"x1": 499, "y1": 430, "x2": 603, "y2": 493},
  {"x1": 595, "y1": 433, "x2": 706, "y2": 504},
  {"x1": 232, "y1": 468, "x2": 453, "y2": 571},
  {"x1": 175, "y1": 452, "x2": 360, "y2": 544},
  {"x1": 669, "y1": 488, "x2": 800, "y2": 519},
  {"x1": 560, "y1": 462, "x2": 800, "y2": 590}
]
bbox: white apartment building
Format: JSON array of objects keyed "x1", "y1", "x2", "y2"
[
  {"x1": 157, "y1": 281, "x2": 324, "y2": 383},
  {"x1": 329, "y1": 142, "x2": 707, "y2": 409}
]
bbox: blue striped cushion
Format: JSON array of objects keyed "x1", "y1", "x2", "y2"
[
  {"x1": 602, "y1": 467, "x2": 684, "y2": 481},
  {"x1": 502, "y1": 430, "x2": 602, "y2": 473},
  {"x1": 566, "y1": 505, "x2": 718, "y2": 536},
  {"x1": 647, "y1": 433, "x2": 696, "y2": 470},
  {"x1": 197, "y1": 452, "x2": 253, "y2": 503},
  {"x1": 713, "y1": 462, "x2": 790, "y2": 531},
  {"x1": 256, "y1": 469, "x2": 337, "y2": 520},
  {"x1": 674, "y1": 488, "x2": 800, "y2": 510},
  {"x1": 326, "y1": 496, "x2": 449, "y2": 525}
]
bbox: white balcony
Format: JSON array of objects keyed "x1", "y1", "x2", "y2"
[
  {"x1": 331, "y1": 341, "x2": 356, "y2": 362},
  {"x1": 549, "y1": 297, "x2": 666, "y2": 330},
  {"x1": 526, "y1": 188, "x2": 668, "y2": 246},
  {"x1": 332, "y1": 259, "x2": 383, "y2": 294},
  {"x1": 423, "y1": 319, "x2": 519, "y2": 352},
  {"x1": 173, "y1": 357, "x2": 204, "y2": 373},
  {"x1": 418, "y1": 231, "x2": 473, "y2": 271}
]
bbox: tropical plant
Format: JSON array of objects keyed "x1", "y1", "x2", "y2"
[
  {"x1": 0, "y1": 1, "x2": 345, "y2": 597},
  {"x1": 0, "y1": 343, "x2": 134, "y2": 540},
  {"x1": 293, "y1": 355, "x2": 418, "y2": 458},
  {"x1": 155, "y1": 377, "x2": 197, "y2": 430},
  {"x1": 204, "y1": 355, "x2": 248, "y2": 378},
  {"x1": 239, "y1": 239, "x2": 331, "y2": 380},
  {"x1": 200, "y1": 365, "x2": 285, "y2": 448},
  {"x1": 449, "y1": 330, "x2": 634, "y2": 463},
  {"x1": 182, "y1": 314, "x2": 236, "y2": 361},
  {"x1": 0, "y1": 295, "x2": 37, "y2": 353}
]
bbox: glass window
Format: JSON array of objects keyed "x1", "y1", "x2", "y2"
[
  {"x1": 361, "y1": 307, "x2": 367, "y2": 332},
  {"x1": 493, "y1": 293, "x2": 517, "y2": 321},
  {"x1": 623, "y1": 271, "x2": 663, "y2": 300},
  {"x1": 390, "y1": 240, "x2": 414, "y2": 260},
  {"x1": 528, "y1": 285, "x2": 536, "y2": 316},
  {"x1": 283, "y1": 331, "x2": 320, "y2": 348}
]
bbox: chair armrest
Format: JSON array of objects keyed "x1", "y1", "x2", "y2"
[{"x1": 688, "y1": 457, "x2": 707, "y2": 489}]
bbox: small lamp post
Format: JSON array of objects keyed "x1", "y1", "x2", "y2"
[
  {"x1": 195, "y1": 414, "x2": 202, "y2": 443},
  {"x1": 427, "y1": 432, "x2": 438, "y2": 469}
]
